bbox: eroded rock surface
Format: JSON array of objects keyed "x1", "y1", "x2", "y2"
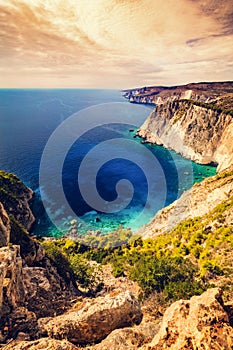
[
  {"x1": 143, "y1": 288, "x2": 233, "y2": 350},
  {"x1": 39, "y1": 291, "x2": 143, "y2": 345},
  {"x1": 91, "y1": 320, "x2": 159, "y2": 350},
  {"x1": 3, "y1": 338, "x2": 78, "y2": 350},
  {"x1": 138, "y1": 100, "x2": 233, "y2": 172},
  {"x1": 0, "y1": 203, "x2": 10, "y2": 247},
  {"x1": 0, "y1": 245, "x2": 24, "y2": 313}
]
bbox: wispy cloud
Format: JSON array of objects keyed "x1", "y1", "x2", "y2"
[{"x1": 0, "y1": 0, "x2": 232, "y2": 87}]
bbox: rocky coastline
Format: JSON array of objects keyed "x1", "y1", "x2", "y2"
[
  {"x1": 123, "y1": 82, "x2": 233, "y2": 172},
  {"x1": 0, "y1": 80, "x2": 233, "y2": 348}
]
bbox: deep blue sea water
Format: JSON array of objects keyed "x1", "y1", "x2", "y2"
[{"x1": 0, "y1": 89, "x2": 216, "y2": 237}]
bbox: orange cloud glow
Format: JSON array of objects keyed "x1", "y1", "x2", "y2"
[{"x1": 0, "y1": 0, "x2": 232, "y2": 88}]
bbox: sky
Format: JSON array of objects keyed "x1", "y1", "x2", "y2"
[{"x1": 0, "y1": 0, "x2": 232, "y2": 88}]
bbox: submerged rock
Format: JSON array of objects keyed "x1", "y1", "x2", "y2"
[{"x1": 39, "y1": 291, "x2": 143, "y2": 345}]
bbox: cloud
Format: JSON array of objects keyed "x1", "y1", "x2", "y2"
[{"x1": 0, "y1": 0, "x2": 232, "y2": 87}]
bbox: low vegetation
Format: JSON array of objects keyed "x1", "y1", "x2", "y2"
[
  {"x1": 178, "y1": 98, "x2": 233, "y2": 116},
  {"x1": 41, "y1": 195, "x2": 233, "y2": 303}
]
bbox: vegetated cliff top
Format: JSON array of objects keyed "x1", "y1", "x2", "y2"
[
  {"x1": 122, "y1": 81, "x2": 233, "y2": 98},
  {"x1": 122, "y1": 81, "x2": 233, "y2": 108}
]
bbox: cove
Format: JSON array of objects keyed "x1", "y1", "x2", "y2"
[{"x1": 0, "y1": 89, "x2": 216, "y2": 237}]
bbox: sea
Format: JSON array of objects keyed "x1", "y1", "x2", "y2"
[{"x1": 0, "y1": 89, "x2": 216, "y2": 237}]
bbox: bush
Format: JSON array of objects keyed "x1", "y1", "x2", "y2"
[
  {"x1": 164, "y1": 281, "x2": 205, "y2": 300},
  {"x1": 128, "y1": 256, "x2": 201, "y2": 297},
  {"x1": 42, "y1": 240, "x2": 99, "y2": 288}
]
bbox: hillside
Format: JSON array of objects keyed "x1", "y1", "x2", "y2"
[{"x1": 0, "y1": 170, "x2": 232, "y2": 349}]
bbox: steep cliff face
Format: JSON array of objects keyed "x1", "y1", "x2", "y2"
[
  {"x1": 124, "y1": 81, "x2": 233, "y2": 172},
  {"x1": 0, "y1": 202, "x2": 10, "y2": 247},
  {"x1": 0, "y1": 173, "x2": 78, "y2": 343},
  {"x1": 0, "y1": 245, "x2": 25, "y2": 314},
  {"x1": 0, "y1": 171, "x2": 35, "y2": 231},
  {"x1": 139, "y1": 168, "x2": 233, "y2": 238},
  {"x1": 138, "y1": 100, "x2": 233, "y2": 171}
]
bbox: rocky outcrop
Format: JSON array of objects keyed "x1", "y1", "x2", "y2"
[
  {"x1": 2, "y1": 307, "x2": 38, "y2": 341},
  {"x1": 0, "y1": 171, "x2": 35, "y2": 231},
  {"x1": 9, "y1": 215, "x2": 45, "y2": 266},
  {"x1": 3, "y1": 338, "x2": 78, "y2": 350},
  {"x1": 138, "y1": 100, "x2": 233, "y2": 171},
  {"x1": 0, "y1": 245, "x2": 25, "y2": 314},
  {"x1": 143, "y1": 288, "x2": 233, "y2": 350},
  {"x1": 0, "y1": 202, "x2": 10, "y2": 247},
  {"x1": 139, "y1": 168, "x2": 233, "y2": 238},
  {"x1": 22, "y1": 257, "x2": 76, "y2": 318},
  {"x1": 0, "y1": 172, "x2": 79, "y2": 344},
  {"x1": 39, "y1": 291, "x2": 142, "y2": 345},
  {"x1": 91, "y1": 320, "x2": 159, "y2": 350}
]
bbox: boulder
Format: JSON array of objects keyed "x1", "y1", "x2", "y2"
[
  {"x1": 22, "y1": 258, "x2": 76, "y2": 318},
  {"x1": 0, "y1": 202, "x2": 10, "y2": 247},
  {"x1": 39, "y1": 291, "x2": 142, "y2": 345},
  {"x1": 0, "y1": 245, "x2": 24, "y2": 313},
  {"x1": 2, "y1": 338, "x2": 78, "y2": 350},
  {"x1": 3, "y1": 307, "x2": 38, "y2": 341},
  {"x1": 91, "y1": 320, "x2": 159, "y2": 350},
  {"x1": 144, "y1": 288, "x2": 233, "y2": 349}
]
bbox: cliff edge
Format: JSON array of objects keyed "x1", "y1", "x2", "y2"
[{"x1": 123, "y1": 81, "x2": 233, "y2": 172}]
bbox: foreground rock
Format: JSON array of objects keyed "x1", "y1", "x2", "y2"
[
  {"x1": 39, "y1": 291, "x2": 142, "y2": 345},
  {"x1": 143, "y1": 288, "x2": 233, "y2": 350},
  {"x1": 0, "y1": 245, "x2": 24, "y2": 314},
  {"x1": 0, "y1": 176, "x2": 78, "y2": 342},
  {"x1": 3, "y1": 338, "x2": 78, "y2": 350},
  {"x1": 91, "y1": 319, "x2": 159, "y2": 350},
  {"x1": 0, "y1": 203, "x2": 10, "y2": 247}
]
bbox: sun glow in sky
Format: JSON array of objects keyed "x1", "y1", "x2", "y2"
[{"x1": 0, "y1": 0, "x2": 232, "y2": 88}]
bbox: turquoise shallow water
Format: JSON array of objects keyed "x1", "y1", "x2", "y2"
[{"x1": 0, "y1": 89, "x2": 216, "y2": 237}]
